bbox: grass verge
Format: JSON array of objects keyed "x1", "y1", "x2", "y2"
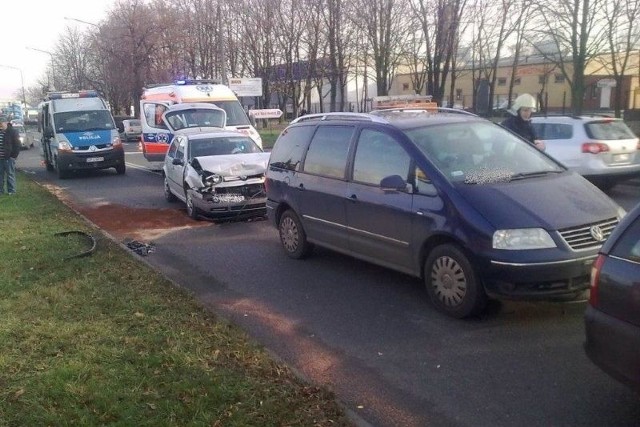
[{"x1": 0, "y1": 174, "x2": 350, "y2": 426}]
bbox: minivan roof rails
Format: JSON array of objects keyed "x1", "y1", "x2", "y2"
[
  {"x1": 291, "y1": 112, "x2": 388, "y2": 124},
  {"x1": 370, "y1": 107, "x2": 479, "y2": 117}
]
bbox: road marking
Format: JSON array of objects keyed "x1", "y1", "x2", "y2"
[{"x1": 125, "y1": 162, "x2": 163, "y2": 175}]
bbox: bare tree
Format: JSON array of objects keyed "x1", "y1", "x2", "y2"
[
  {"x1": 237, "y1": 0, "x2": 280, "y2": 110},
  {"x1": 99, "y1": 0, "x2": 160, "y2": 116},
  {"x1": 597, "y1": 0, "x2": 640, "y2": 116},
  {"x1": 505, "y1": 0, "x2": 533, "y2": 111},
  {"x1": 529, "y1": 0, "x2": 608, "y2": 114},
  {"x1": 53, "y1": 27, "x2": 95, "y2": 92},
  {"x1": 412, "y1": 0, "x2": 467, "y2": 105},
  {"x1": 354, "y1": 0, "x2": 412, "y2": 96}
]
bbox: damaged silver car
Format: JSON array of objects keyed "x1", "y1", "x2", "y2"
[{"x1": 163, "y1": 129, "x2": 270, "y2": 220}]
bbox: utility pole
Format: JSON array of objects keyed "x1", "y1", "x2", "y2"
[{"x1": 26, "y1": 47, "x2": 56, "y2": 91}]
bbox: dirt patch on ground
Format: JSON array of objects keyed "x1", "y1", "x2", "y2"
[{"x1": 73, "y1": 203, "x2": 210, "y2": 242}]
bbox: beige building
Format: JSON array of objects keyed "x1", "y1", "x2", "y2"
[{"x1": 389, "y1": 54, "x2": 640, "y2": 113}]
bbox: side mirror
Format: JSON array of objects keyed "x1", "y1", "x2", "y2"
[
  {"x1": 380, "y1": 174, "x2": 408, "y2": 191},
  {"x1": 44, "y1": 126, "x2": 54, "y2": 139},
  {"x1": 172, "y1": 157, "x2": 184, "y2": 166}
]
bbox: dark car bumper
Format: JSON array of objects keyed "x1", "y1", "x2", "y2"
[
  {"x1": 481, "y1": 253, "x2": 596, "y2": 299},
  {"x1": 585, "y1": 305, "x2": 640, "y2": 393},
  {"x1": 57, "y1": 149, "x2": 125, "y2": 172},
  {"x1": 123, "y1": 132, "x2": 142, "y2": 142}
]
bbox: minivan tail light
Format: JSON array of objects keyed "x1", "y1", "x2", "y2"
[
  {"x1": 582, "y1": 142, "x2": 609, "y2": 154},
  {"x1": 589, "y1": 254, "x2": 605, "y2": 307}
]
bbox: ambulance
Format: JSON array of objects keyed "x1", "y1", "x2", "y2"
[{"x1": 139, "y1": 79, "x2": 261, "y2": 161}]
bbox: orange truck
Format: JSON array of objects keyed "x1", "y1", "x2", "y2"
[{"x1": 372, "y1": 95, "x2": 437, "y2": 111}]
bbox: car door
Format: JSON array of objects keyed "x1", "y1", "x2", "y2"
[
  {"x1": 346, "y1": 127, "x2": 415, "y2": 273},
  {"x1": 166, "y1": 136, "x2": 187, "y2": 199},
  {"x1": 297, "y1": 125, "x2": 355, "y2": 251}
]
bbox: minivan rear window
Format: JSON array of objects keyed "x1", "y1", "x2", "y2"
[
  {"x1": 585, "y1": 121, "x2": 636, "y2": 140},
  {"x1": 269, "y1": 125, "x2": 316, "y2": 171},
  {"x1": 303, "y1": 125, "x2": 354, "y2": 178}
]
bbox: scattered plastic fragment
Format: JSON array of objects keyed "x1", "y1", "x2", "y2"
[{"x1": 124, "y1": 239, "x2": 156, "y2": 256}]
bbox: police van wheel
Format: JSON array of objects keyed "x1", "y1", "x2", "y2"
[{"x1": 55, "y1": 157, "x2": 69, "y2": 179}]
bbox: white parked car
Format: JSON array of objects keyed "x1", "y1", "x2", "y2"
[
  {"x1": 13, "y1": 124, "x2": 33, "y2": 149},
  {"x1": 160, "y1": 104, "x2": 269, "y2": 220},
  {"x1": 121, "y1": 119, "x2": 142, "y2": 142},
  {"x1": 531, "y1": 115, "x2": 640, "y2": 189}
]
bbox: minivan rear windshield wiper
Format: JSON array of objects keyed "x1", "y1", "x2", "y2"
[{"x1": 510, "y1": 170, "x2": 562, "y2": 181}]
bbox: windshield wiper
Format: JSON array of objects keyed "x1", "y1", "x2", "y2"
[{"x1": 510, "y1": 170, "x2": 562, "y2": 181}]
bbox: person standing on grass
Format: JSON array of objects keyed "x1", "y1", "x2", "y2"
[{"x1": 0, "y1": 116, "x2": 21, "y2": 195}]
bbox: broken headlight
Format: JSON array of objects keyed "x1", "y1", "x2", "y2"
[{"x1": 203, "y1": 173, "x2": 223, "y2": 186}]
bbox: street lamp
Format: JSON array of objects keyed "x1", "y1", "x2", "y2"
[
  {"x1": 64, "y1": 16, "x2": 99, "y2": 28},
  {"x1": 26, "y1": 47, "x2": 56, "y2": 90},
  {"x1": 0, "y1": 64, "x2": 26, "y2": 107}
]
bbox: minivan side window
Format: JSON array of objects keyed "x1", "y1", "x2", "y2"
[
  {"x1": 269, "y1": 126, "x2": 316, "y2": 171},
  {"x1": 303, "y1": 126, "x2": 354, "y2": 178},
  {"x1": 352, "y1": 129, "x2": 411, "y2": 186}
]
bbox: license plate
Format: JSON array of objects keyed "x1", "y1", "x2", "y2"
[
  {"x1": 613, "y1": 153, "x2": 629, "y2": 162},
  {"x1": 86, "y1": 157, "x2": 104, "y2": 163}
]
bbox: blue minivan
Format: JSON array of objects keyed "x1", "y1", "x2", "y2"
[{"x1": 265, "y1": 110, "x2": 626, "y2": 318}]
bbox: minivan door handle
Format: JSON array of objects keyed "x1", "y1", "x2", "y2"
[
  {"x1": 297, "y1": 183, "x2": 305, "y2": 191},
  {"x1": 348, "y1": 194, "x2": 357, "y2": 202}
]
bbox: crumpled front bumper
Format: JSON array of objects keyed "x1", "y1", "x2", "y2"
[{"x1": 190, "y1": 182, "x2": 267, "y2": 219}]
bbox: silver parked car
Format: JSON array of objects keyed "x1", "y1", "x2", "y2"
[
  {"x1": 163, "y1": 130, "x2": 269, "y2": 220},
  {"x1": 121, "y1": 119, "x2": 142, "y2": 142},
  {"x1": 531, "y1": 115, "x2": 640, "y2": 189}
]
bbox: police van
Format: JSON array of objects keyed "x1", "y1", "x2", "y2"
[
  {"x1": 39, "y1": 90, "x2": 125, "y2": 179},
  {"x1": 139, "y1": 79, "x2": 261, "y2": 162}
]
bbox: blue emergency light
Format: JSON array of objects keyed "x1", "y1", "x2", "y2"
[{"x1": 47, "y1": 90, "x2": 99, "y2": 100}]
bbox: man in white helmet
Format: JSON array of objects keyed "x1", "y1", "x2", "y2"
[{"x1": 501, "y1": 93, "x2": 545, "y2": 150}]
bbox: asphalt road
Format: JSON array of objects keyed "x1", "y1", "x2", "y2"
[{"x1": 15, "y1": 137, "x2": 640, "y2": 426}]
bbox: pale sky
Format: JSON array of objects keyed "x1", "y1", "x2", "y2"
[{"x1": 0, "y1": 0, "x2": 115, "y2": 103}]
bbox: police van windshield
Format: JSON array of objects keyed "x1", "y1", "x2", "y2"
[
  {"x1": 54, "y1": 110, "x2": 115, "y2": 133},
  {"x1": 205, "y1": 101, "x2": 250, "y2": 126}
]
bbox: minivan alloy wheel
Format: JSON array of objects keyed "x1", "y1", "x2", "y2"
[
  {"x1": 430, "y1": 256, "x2": 467, "y2": 306},
  {"x1": 279, "y1": 210, "x2": 312, "y2": 259},
  {"x1": 280, "y1": 216, "x2": 298, "y2": 252},
  {"x1": 425, "y1": 244, "x2": 487, "y2": 318}
]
